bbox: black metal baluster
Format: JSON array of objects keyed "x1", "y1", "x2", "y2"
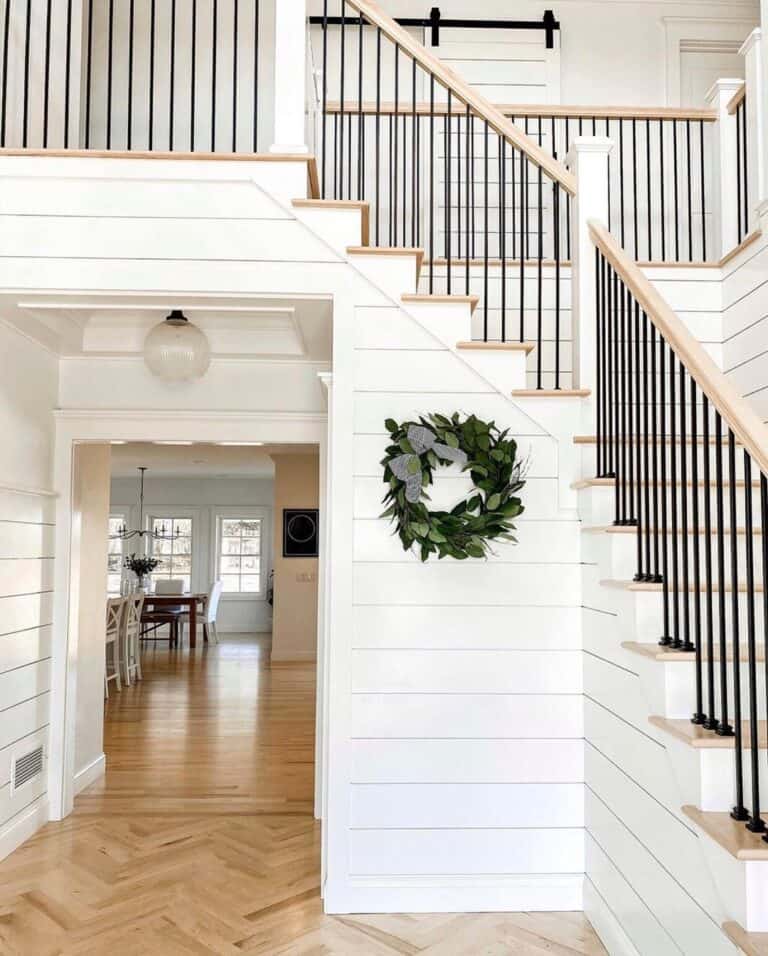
[
  {"x1": 392, "y1": 42, "x2": 398, "y2": 236},
  {"x1": 606, "y1": 264, "x2": 615, "y2": 479},
  {"x1": 169, "y1": 0, "x2": 177, "y2": 150},
  {"x1": 596, "y1": 251, "x2": 603, "y2": 471},
  {"x1": 374, "y1": 28, "x2": 381, "y2": 240},
  {"x1": 715, "y1": 414, "x2": 733, "y2": 734},
  {"x1": 446, "y1": 91, "x2": 452, "y2": 289},
  {"x1": 730, "y1": 429, "x2": 748, "y2": 821},
  {"x1": 501, "y1": 135, "x2": 507, "y2": 341},
  {"x1": 619, "y1": 282, "x2": 629, "y2": 524},
  {"x1": 465, "y1": 105, "x2": 471, "y2": 295},
  {"x1": 614, "y1": 272, "x2": 623, "y2": 522},
  {"x1": 651, "y1": 323, "x2": 661, "y2": 581},
  {"x1": 679, "y1": 362, "x2": 693, "y2": 652},
  {"x1": 659, "y1": 340, "x2": 672, "y2": 645},
  {"x1": 686, "y1": 119, "x2": 693, "y2": 262},
  {"x1": 340, "y1": 3, "x2": 346, "y2": 198},
  {"x1": 536, "y1": 160, "x2": 543, "y2": 387},
  {"x1": 149, "y1": 0, "x2": 156, "y2": 149},
  {"x1": 358, "y1": 14, "x2": 364, "y2": 201},
  {"x1": 211, "y1": 0, "x2": 218, "y2": 151},
  {"x1": 700, "y1": 120, "x2": 707, "y2": 261},
  {"x1": 519, "y1": 149, "x2": 525, "y2": 343},
  {"x1": 429, "y1": 74, "x2": 434, "y2": 292},
  {"x1": 619, "y1": 119, "x2": 625, "y2": 248},
  {"x1": 703, "y1": 395, "x2": 718, "y2": 730},
  {"x1": 554, "y1": 182, "x2": 561, "y2": 386},
  {"x1": 761, "y1": 474, "x2": 768, "y2": 842},
  {"x1": 645, "y1": 119, "x2": 652, "y2": 261},
  {"x1": 669, "y1": 350, "x2": 681, "y2": 648},
  {"x1": 321, "y1": 2, "x2": 328, "y2": 194},
  {"x1": 253, "y1": 0, "x2": 259, "y2": 151},
  {"x1": 673, "y1": 120, "x2": 680, "y2": 261},
  {"x1": 231, "y1": 0, "x2": 237, "y2": 152},
  {"x1": 64, "y1": 0, "x2": 73, "y2": 147},
  {"x1": 642, "y1": 310, "x2": 652, "y2": 578},
  {"x1": 691, "y1": 379, "x2": 705, "y2": 720},
  {"x1": 660, "y1": 120, "x2": 666, "y2": 262},
  {"x1": 191, "y1": 0, "x2": 197, "y2": 151},
  {"x1": 22, "y1": 0, "x2": 31, "y2": 147},
  {"x1": 43, "y1": 0, "x2": 52, "y2": 147},
  {"x1": 632, "y1": 118, "x2": 639, "y2": 259},
  {"x1": 85, "y1": 0, "x2": 94, "y2": 148},
  {"x1": 410, "y1": 59, "x2": 416, "y2": 244},
  {"x1": 743, "y1": 453, "x2": 764, "y2": 831},
  {"x1": 634, "y1": 301, "x2": 644, "y2": 575},
  {"x1": 1, "y1": 0, "x2": 11, "y2": 147}
]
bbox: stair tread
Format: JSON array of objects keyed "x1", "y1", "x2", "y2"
[
  {"x1": 457, "y1": 341, "x2": 535, "y2": 354},
  {"x1": 623, "y1": 641, "x2": 766, "y2": 663},
  {"x1": 601, "y1": 579, "x2": 765, "y2": 593},
  {"x1": 574, "y1": 477, "x2": 760, "y2": 490},
  {"x1": 723, "y1": 921, "x2": 768, "y2": 956},
  {"x1": 512, "y1": 389, "x2": 591, "y2": 398},
  {"x1": 682, "y1": 806, "x2": 768, "y2": 860},
  {"x1": 650, "y1": 716, "x2": 768, "y2": 748},
  {"x1": 583, "y1": 524, "x2": 759, "y2": 536},
  {"x1": 401, "y1": 293, "x2": 480, "y2": 315}
]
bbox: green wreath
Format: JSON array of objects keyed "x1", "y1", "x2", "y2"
[{"x1": 380, "y1": 413, "x2": 526, "y2": 562}]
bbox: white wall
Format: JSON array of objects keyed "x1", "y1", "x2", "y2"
[
  {"x1": 0, "y1": 322, "x2": 57, "y2": 860},
  {"x1": 110, "y1": 475, "x2": 274, "y2": 633},
  {"x1": 723, "y1": 231, "x2": 768, "y2": 421}
]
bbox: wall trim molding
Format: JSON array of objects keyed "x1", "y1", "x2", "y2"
[
  {"x1": 0, "y1": 797, "x2": 50, "y2": 863},
  {"x1": 0, "y1": 482, "x2": 58, "y2": 498},
  {"x1": 54, "y1": 409, "x2": 328, "y2": 423},
  {"x1": 73, "y1": 754, "x2": 106, "y2": 796}
]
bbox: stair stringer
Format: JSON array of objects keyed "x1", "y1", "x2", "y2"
[
  {"x1": 279, "y1": 195, "x2": 589, "y2": 915},
  {"x1": 580, "y1": 524, "x2": 741, "y2": 955}
]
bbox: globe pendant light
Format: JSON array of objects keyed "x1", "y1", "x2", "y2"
[{"x1": 144, "y1": 310, "x2": 211, "y2": 382}]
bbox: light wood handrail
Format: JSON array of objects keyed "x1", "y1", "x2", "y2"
[
  {"x1": 342, "y1": 0, "x2": 576, "y2": 195},
  {"x1": 589, "y1": 219, "x2": 768, "y2": 478},
  {"x1": 727, "y1": 83, "x2": 746, "y2": 116},
  {"x1": 324, "y1": 101, "x2": 718, "y2": 123}
]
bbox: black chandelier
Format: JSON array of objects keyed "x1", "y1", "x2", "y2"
[{"x1": 110, "y1": 467, "x2": 180, "y2": 542}]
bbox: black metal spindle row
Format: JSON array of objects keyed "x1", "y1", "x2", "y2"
[
  {"x1": 507, "y1": 111, "x2": 713, "y2": 263},
  {"x1": 595, "y1": 234, "x2": 768, "y2": 839},
  {"x1": 734, "y1": 90, "x2": 750, "y2": 244},
  {"x1": 0, "y1": 0, "x2": 261, "y2": 152},
  {"x1": 316, "y1": 5, "x2": 572, "y2": 388}
]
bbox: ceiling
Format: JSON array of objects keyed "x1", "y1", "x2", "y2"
[
  {"x1": 110, "y1": 442, "x2": 318, "y2": 479},
  {"x1": 3, "y1": 292, "x2": 333, "y2": 362}
]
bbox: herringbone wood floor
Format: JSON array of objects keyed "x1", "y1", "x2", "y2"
[{"x1": 0, "y1": 635, "x2": 606, "y2": 955}]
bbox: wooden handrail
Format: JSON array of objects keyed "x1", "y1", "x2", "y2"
[
  {"x1": 589, "y1": 219, "x2": 768, "y2": 477},
  {"x1": 727, "y1": 83, "x2": 746, "y2": 116},
  {"x1": 324, "y1": 101, "x2": 718, "y2": 123},
  {"x1": 343, "y1": 0, "x2": 576, "y2": 195}
]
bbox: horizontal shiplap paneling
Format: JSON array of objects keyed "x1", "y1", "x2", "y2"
[
  {"x1": 0, "y1": 661, "x2": 52, "y2": 713},
  {"x1": 0, "y1": 523, "x2": 55, "y2": 559},
  {"x1": 350, "y1": 783, "x2": 584, "y2": 829},
  {"x1": 0, "y1": 559, "x2": 54, "y2": 598},
  {"x1": 0, "y1": 694, "x2": 50, "y2": 753},
  {"x1": 0, "y1": 627, "x2": 52, "y2": 674}
]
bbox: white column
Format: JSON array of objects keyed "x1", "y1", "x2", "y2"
[
  {"x1": 706, "y1": 79, "x2": 743, "y2": 259},
  {"x1": 271, "y1": 0, "x2": 309, "y2": 154},
  {"x1": 741, "y1": 29, "x2": 766, "y2": 227},
  {"x1": 568, "y1": 138, "x2": 612, "y2": 412}
]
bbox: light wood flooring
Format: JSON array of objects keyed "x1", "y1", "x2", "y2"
[{"x1": 0, "y1": 634, "x2": 606, "y2": 954}]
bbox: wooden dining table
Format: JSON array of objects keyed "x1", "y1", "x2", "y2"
[{"x1": 141, "y1": 593, "x2": 208, "y2": 647}]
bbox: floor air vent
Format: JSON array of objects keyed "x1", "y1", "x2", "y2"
[{"x1": 11, "y1": 745, "x2": 44, "y2": 793}]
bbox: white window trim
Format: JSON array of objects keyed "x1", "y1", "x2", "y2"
[{"x1": 211, "y1": 506, "x2": 271, "y2": 603}]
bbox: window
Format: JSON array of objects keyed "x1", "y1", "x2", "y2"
[
  {"x1": 217, "y1": 517, "x2": 263, "y2": 594},
  {"x1": 149, "y1": 517, "x2": 193, "y2": 591},
  {"x1": 107, "y1": 515, "x2": 126, "y2": 595}
]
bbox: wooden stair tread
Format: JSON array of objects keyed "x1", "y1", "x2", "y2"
[
  {"x1": 401, "y1": 293, "x2": 480, "y2": 314},
  {"x1": 724, "y1": 921, "x2": 768, "y2": 956},
  {"x1": 650, "y1": 716, "x2": 768, "y2": 749},
  {"x1": 512, "y1": 389, "x2": 591, "y2": 398},
  {"x1": 682, "y1": 806, "x2": 768, "y2": 860},
  {"x1": 623, "y1": 641, "x2": 766, "y2": 663},
  {"x1": 600, "y1": 579, "x2": 765, "y2": 593},
  {"x1": 573, "y1": 477, "x2": 760, "y2": 490},
  {"x1": 457, "y1": 341, "x2": 535, "y2": 354},
  {"x1": 347, "y1": 245, "x2": 425, "y2": 282}
]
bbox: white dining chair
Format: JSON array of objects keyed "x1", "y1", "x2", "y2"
[
  {"x1": 121, "y1": 593, "x2": 145, "y2": 685},
  {"x1": 105, "y1": 597, "x2": 125, "y2": 699},
  {"x1": 180, "y1": 580, "x2": 223, "y2": 645}
]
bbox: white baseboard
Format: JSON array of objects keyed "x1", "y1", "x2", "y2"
[
  {"x1": 584, "y1": 877, "x2": 642, "y2": 956},
  {"x1": 324, "y1": 873, "x2": 583, "y2": 914},
  {"x1": 0, "y1": 795, "x2": 49, "y2": 863},
  {"x1": 74, "y1": 754, "x2": 106, "y2": 796}
]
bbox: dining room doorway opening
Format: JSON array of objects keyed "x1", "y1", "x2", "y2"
[{"x1": 51, "y1": 420, "x2": 328, "y2": 863}]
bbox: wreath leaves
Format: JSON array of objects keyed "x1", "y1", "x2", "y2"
[{"x1": 380, "y1": 413, "x2": 527, "y2": 562}]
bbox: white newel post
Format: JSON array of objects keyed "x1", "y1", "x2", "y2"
[
  {"x1": 568, "y1": 138, "x2": 611, "y2": 430},
  {"x1": 271, "y1": 0, "x2": 309, "y2": 154},
  {"x1": 741, "y1": 29, "x2": 767, "y2": 228},
  {"x1": 706, "y1": 79, "x2": 743, "y2": 259}
]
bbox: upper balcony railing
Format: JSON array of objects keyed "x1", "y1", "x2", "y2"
[{"x1": 0, "y1": 0, "x2": 265, "y2": 153}]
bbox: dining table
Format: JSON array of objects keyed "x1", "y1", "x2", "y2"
[{"x1": 141, "y1": 592, "x2": 208, "y2": 647}]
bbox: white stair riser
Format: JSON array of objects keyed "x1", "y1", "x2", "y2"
[
  {"x1": 696, "y1": 834, "x2": 768, "y2": 933},
  {"x1": 456, "y1": 350, "x2": 528, "y2": 393},
  {"x1": 399, "y1": 300, "x2": 474, "y2": 349},
  {"x1": 578, "y1": 444, "x2": 751, "y2": 485},
  {"x1": 668, "y1": 740, "x2": 768, "y2": 815},
  {"x1": 350, "y1": 254, "x2": 420, "y2": 299},
  {"x1": 638, "y1": 655, "x2": 767, "y2": 720},
  {"x1": 292, "y1": 205, "x2": 364, "y2": 254}
]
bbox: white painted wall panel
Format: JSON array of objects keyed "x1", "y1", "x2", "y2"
[
  {"x1": 349, "y1": 828, "x2": 584, "y2": 876},
  {"x1": 0, "y1": 628, "x2": 53, "y2": 675},
  {"x1": 350, "y1": 783, "x2": 584, "y2": 829},
  {"x1": 0, "y1": 593, "x2": 54, "y2": 638},
  {"x1": 0, "y1": 662, "x2": 52, "y2": 715},
  {"x1": 351, "y1": 693, "x2": 582, "y2": 738},
  {"x1": 0, "y1": 559, "x2": 54, "y2": 599},
  {"x1": 0, "y1": 524, "x2": 55, "y2": 560},
  {"x1": 352, "y1": 739, "x2": 584, "y2": 784},
  {"x1": 0, "y1": 695, "x2": 50, "y2": 753}
]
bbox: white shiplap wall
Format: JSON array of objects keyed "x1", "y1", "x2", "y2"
[
  {"x1": 723, "y1": 232, "x2": 768, "y2": 421},
  {"x1": 345, "y1": 301, "x2": 585, "y2": 911},
  {"x1": 0, "y1": 488, "x2": 55, "y2": 859}
]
